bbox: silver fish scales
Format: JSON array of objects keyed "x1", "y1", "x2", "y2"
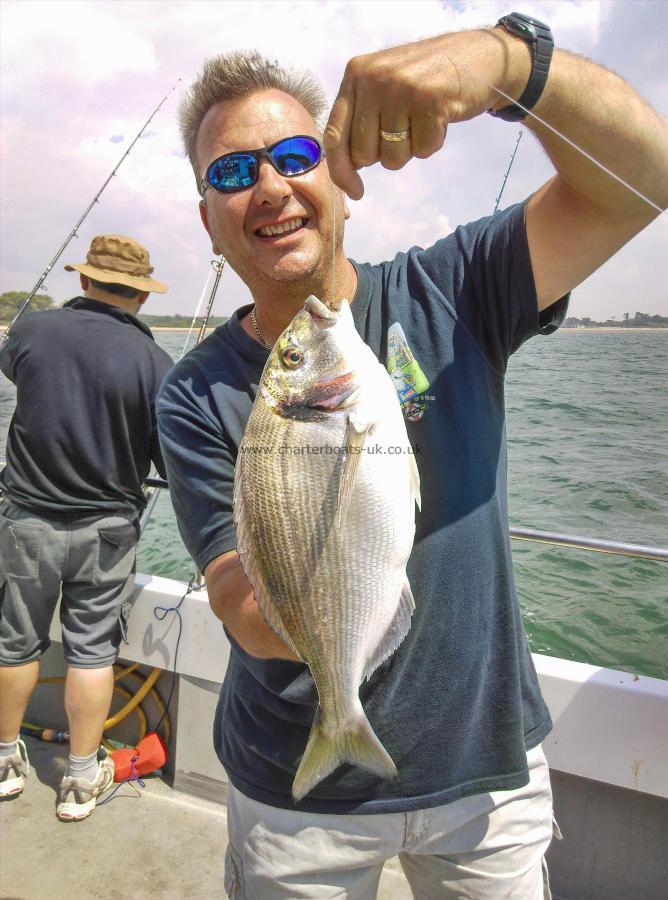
[{"x1": 234, "y1": 295, "x2": 421, "y2": 800}]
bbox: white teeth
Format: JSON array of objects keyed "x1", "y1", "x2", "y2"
[{"x1": 258, "y1": 217, "x2": 304, "y2": 237}]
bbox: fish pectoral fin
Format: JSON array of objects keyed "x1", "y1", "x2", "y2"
[
  {"x1": 363, "y1": 579, "x2": 415, "y2": 682},
  {"x1": 292, "y1": 707, "x2": 397, "y2": 801},
  {"x1": 337, "y1": 417, "x2": 372, "y2": 529},
  {"x1": 408, "y1": 452, "x2": 421, "y2": 512},
  {"x1": 234, "y1": 460, "x2": 303, "y2": 660}
]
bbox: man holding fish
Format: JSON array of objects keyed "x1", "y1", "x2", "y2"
[{"x1": 157, "y1": 14, "x2": 666, "y2": 898}]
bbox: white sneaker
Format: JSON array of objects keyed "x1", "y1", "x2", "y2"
[
  {"x1": 56, "y1": 747, "x2": 115, "y2": 821},
  {"x1": 0, "y1": 738, "x2": 30, "y2": 798}
]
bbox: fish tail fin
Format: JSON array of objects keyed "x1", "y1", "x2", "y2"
[{"x1": 292, "y1": 707, "x2": 397, "y2": 802}]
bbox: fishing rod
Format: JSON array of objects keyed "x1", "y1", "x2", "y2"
[
  {"x1": 2, "y1": 78, "x2": 181, "y2": 343},
  {"x1": 493, "y1": 129, "x2": 523, "y2": 214},
  {"x1": 139, "y1": 257, "x2": 226, "y2": 537},
  {"x1": 196, "y1": 258, "x2": 226, "y2": 344}
]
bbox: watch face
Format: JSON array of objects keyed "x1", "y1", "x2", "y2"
[{"x1": 499, "y1": 13, "x2": 550, "y2": 40}]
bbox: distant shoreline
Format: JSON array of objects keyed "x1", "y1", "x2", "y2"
[
  {"x1": 147, "y1": 326, "x2": 668, "y2": 333},
  {"x1": 151, "y1": 326, "x2": 217, "y2": 332},
  {"x1": 1, "y1": 325, "x2": 666, "y2": 337},
  {"x1": 561, "y1": 327, "x2": 668, "y2": 332}
]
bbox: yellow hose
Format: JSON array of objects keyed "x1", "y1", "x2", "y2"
[
  {"x1": 113, "y1": 662, "x2": 141, "y2": 681},
  {"x1": 102, "y1": 682, "x2": 147, "y2": 751},
  {"x1": 29, "y1": 664, "x2": 170, "y2": 747},
  {"x1": 104, "y1": 666, "x2": 161, "y2": 730},
  {"x1": 111, "y1": 665, "x2": 171, "y2": 745}
]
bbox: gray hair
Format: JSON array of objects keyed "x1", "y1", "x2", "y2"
[{"x1": 178, "y1": 50, "x2": 329, "y2": 182}]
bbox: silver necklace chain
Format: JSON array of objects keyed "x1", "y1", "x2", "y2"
[
  {"x1": 250, "y1": 190, "x2": 337, "y2": 350},
  {"x1": 251, "y1": 306, "x2": 272, "y2": 349}
]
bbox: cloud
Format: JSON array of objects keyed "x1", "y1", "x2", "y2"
[
  {"x1": 1, "y1": 0, "x2": 665, "y2": 319},
  {"x1": 345, "y1": 157, "x2": 456, "y2": 264},
  {"x1": 1, "y1": 0, "x2": 157, "y2": 88}
]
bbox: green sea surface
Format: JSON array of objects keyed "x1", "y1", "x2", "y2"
[{"x1": 1, "y1": 328, "x2": 666, "y2": 679}]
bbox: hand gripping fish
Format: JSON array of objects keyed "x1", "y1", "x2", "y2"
[{"x1": 233, "y1": 295, "x2": 421, "y2": 801}]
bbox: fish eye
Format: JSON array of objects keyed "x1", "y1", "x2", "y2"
[{"x1": 282, "y1": 347, "x2": 304, "y2": 369}]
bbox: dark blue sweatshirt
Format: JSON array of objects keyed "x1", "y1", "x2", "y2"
[{"x1": 0, "y1": 297, "x2": 172, "y2": 518}]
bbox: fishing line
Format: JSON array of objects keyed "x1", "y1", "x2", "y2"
[
  {"x1": 140, "y1": 256, "x2": 225, "y2": 530},
  {"x1": 195, "y1": 257, "x2": 226, "y2": 345},
  {"x1": 181, "y1": 257, "x2": 227, "y2": 358},
  {"x1": 180, "y1": 265, "x2": 214, "y2": 358},
  {"x1": 2, "y1": 78, "x2": 182, "y2": 342},
  {"x1": 97, "y1": 577, "x2": 201, "y2": 809},
  {"x1": 97, "y1": 756, "x2": 145, "y2": 805},
  {"x1": 468, "y1": 70, "x2": 665, "y2": 216},
  {"x1": 152, "y1": 577, "x2": 200, "y2": 735}
]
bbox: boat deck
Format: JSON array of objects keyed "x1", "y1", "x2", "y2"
[
  {"x1": 0, "y1": 737, "x2": 411, "y2": 900},
  {"x1": 4, "y1": 577, "x2": 667, "y2": 900}
]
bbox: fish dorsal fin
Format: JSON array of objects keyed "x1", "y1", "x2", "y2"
[
  {"x1": 336, "y1": 413, "x2": 373, "y2": 530},
  {"x1": 233, "y1": 449, "x2": 303, "y2": 660},
  {"x1": 362, "y1": 579, "x2": 415, "y2": 682}
]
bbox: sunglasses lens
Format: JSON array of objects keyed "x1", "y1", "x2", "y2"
[
  {"x1": 205, "y1": 137, "x2": 322, "y2": 193},
  {"x1": 208, "y1": 153, "x2": 257, "y2": 192},
  {"x1": 271, "y1": 137, "x2": 322, "y2": 176}
]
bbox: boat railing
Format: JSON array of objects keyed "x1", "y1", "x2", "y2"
[
  {"x1": 508, "y1": 527, "x2": 668, "y2": 562},
  {"x1": 141, "y1": 476, "x2": 668, "y2": 563},
  {"x1": 0, "y1": 464, "x2": 666, "y2": 563}
]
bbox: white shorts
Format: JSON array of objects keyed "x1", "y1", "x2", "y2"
[{"x1": 224, "y1": 744, "x2": 557, "y2": 899}]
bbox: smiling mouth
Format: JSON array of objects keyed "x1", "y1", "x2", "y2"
[{"x1": 256, "y1": 217, "x2": 307, "y2": 238}]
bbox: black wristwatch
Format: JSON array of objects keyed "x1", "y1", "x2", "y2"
[{"x1": 489, "y1": 12, "x2": 554, "y2": 121}]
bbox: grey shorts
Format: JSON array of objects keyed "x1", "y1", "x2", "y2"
[{"x1": 0, "y1": 499, "x2": 140, "y2": 668}]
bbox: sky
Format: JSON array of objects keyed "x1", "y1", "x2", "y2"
[{"x1": 1, "y1": 0, "x2": 666, "y2": 322}]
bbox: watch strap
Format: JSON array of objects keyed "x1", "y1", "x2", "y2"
[{"x1": 491, "y1": 13, "x2": 554, "y2": 122}]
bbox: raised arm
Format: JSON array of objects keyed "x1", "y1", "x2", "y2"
[{"x1": 324, "y1": 23, "x2": 668, "y2": 310}]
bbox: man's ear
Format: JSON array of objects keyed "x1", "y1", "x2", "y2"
[
  {"x1": 199, "y1": 199, "x2": 222, "y2": 255},
  {"x1": 80, "y1": 274, "x2": 89, "y2": 291},
  {"x1": 137, "y1": 291, "x2": 150, "y2": 308}
]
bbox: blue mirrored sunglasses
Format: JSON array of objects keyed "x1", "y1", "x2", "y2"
[{"x1": 200, "y1": 135, "x2": 324, "y2": 195}]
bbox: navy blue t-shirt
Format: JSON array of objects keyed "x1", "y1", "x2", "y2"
[
  {"x1": 1, "y1": 298, "x2": 172, "y2": 518},
  {"x1": 157, "y1": 202, "x2": 567, "y2": 814}
]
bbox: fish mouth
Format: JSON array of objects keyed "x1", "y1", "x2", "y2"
[
  {"x1": 305, "y1": 295, "x2": 338, "y2": 328},
  {"x1": 278, "y1": 371, "x2": 357, "y2": 419}
]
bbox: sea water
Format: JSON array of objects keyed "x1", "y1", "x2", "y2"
[{"x1": 1, "y1": 328, "x2": 666, "y2": 679}]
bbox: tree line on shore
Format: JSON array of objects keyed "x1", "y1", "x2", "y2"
[
  {"x1": 563, "y1": 312, "x2": 668, "y2": 328},
  {"x1": 0, "y1": 292, "x2": 227, "y2": 327},
  {"x1": 1, "y1": 291, "x2": 665, "y2": 328}
]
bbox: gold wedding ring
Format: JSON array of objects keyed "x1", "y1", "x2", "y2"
[{"x1": 380, "y1": 128, "x2": 411, "y2": 143}]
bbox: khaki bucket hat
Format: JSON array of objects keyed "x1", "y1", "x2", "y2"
[{"x1": 64, "y1": 234, "x2": 168, "y2": 293}]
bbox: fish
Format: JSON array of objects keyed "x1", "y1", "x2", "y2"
[{"x1": 233, "y1": 295, "x2": 421, "y2": 801}]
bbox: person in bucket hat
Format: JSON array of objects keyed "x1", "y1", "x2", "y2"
[
  {"x1": 64, "y1": 233, "x2": 169, "y2": 295},
  {"x1": 0, "y1": 233, "x2": 172, "y2": 820}
]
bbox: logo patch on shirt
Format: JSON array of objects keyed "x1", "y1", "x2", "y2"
[{"x1": 387, "y1": 323, "x2": 433, "y2": 422}]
